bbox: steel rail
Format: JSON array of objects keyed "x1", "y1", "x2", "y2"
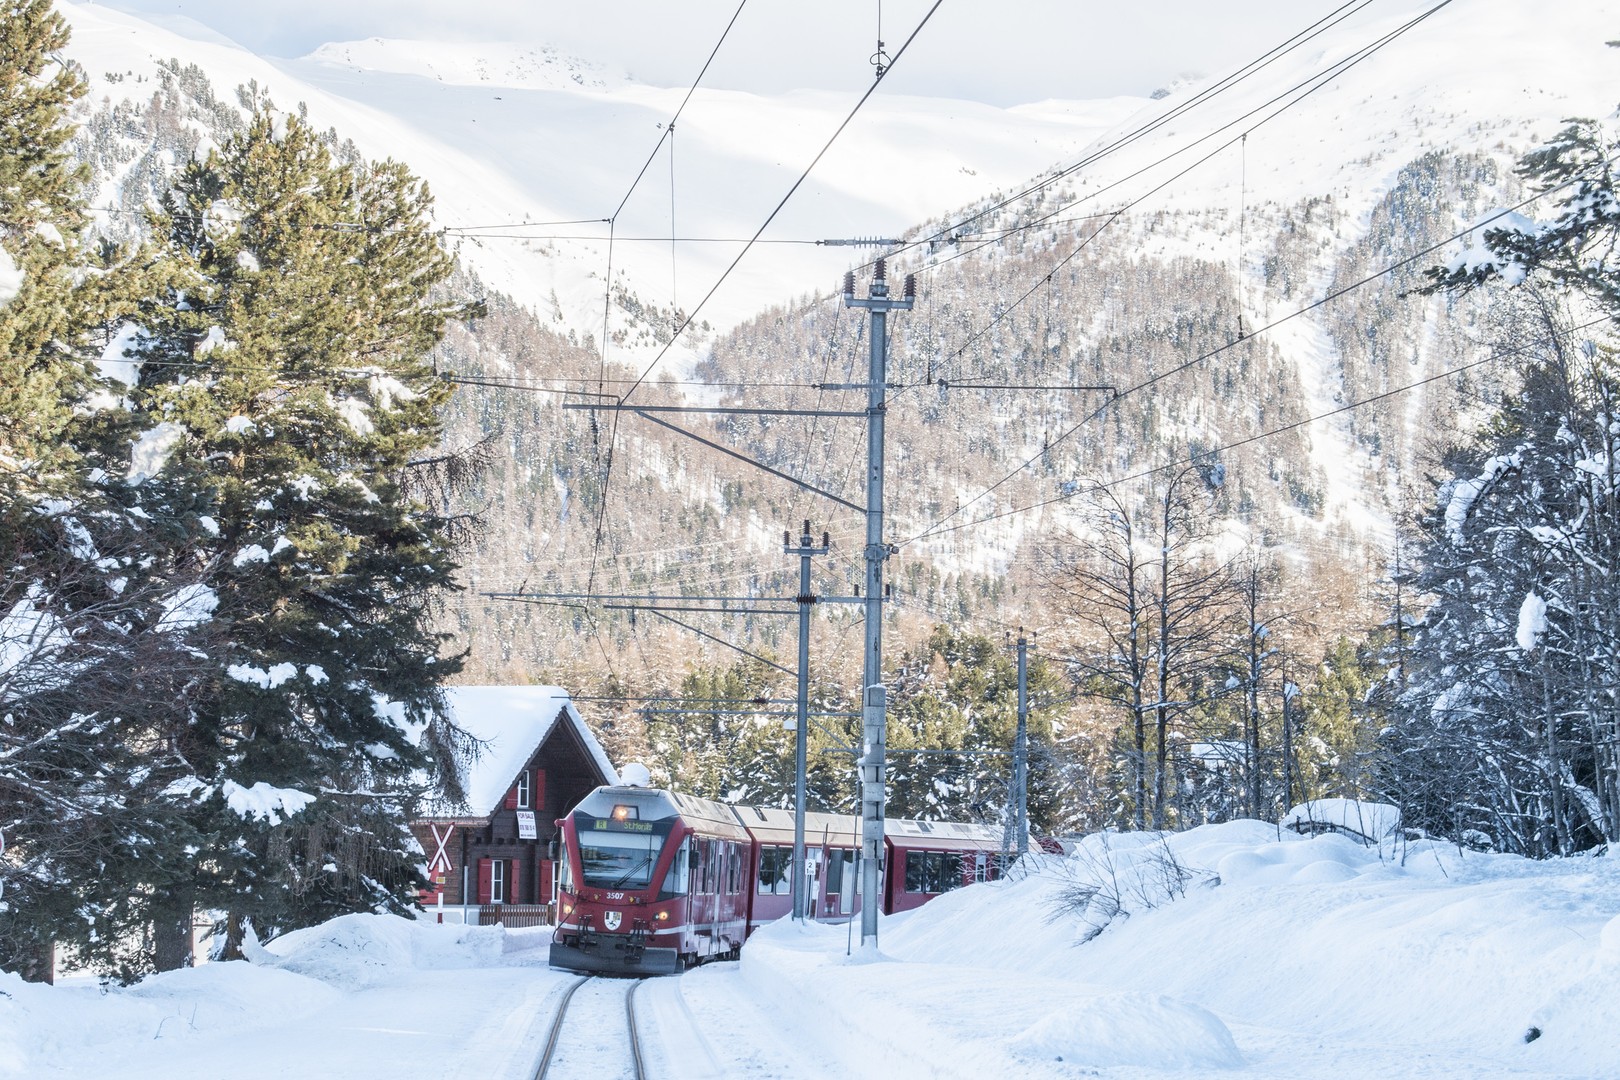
[
  {"x1": 533, "y1": 974, "x2": 651, "y2": 1080},
  {"x1": 533, "y1": 975, "x2": 591, "y2": 1080},
  {"x1": 626, "y1": 978, "x2": 649, "y2": 1080}
]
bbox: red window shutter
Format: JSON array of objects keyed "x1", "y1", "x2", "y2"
[
  {"x1": 540, "y1": 859, "x2": 553, "y2": 903},
  {"x1": 534, "y1": 770, "x2": 546, "y2": 811},
  {"x1": 504, "y1": 779, "x2": 520, "y2": 810},
  {"x1": 477, "y1": 858, "x2": 493, "y2": 904},
  {"x1": 510, "y1": 859, "x2": 522, "y2": 904}
]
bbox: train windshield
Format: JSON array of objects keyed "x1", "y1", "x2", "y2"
[{"x1": 573, "y1": 816, "x2": 674, "y2": 890}]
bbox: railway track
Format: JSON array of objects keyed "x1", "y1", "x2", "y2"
[{"x1": 533, "y1": 975, "x2": 649, "y2": 1080}]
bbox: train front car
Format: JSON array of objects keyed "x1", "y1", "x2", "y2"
[
  {"x1": 551, "y1": 783, "x2": 750, "y2": 975},
  {"x1": 551, "y1": 785, "x2": 683, "y2": 975}
]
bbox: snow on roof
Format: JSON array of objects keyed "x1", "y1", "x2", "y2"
[
  {"x1": 1281, "y1": 799, "x2": 1401, "y2": 843},
  {"x1": 435, "y1": 685, "x2": 616, "y2": 817}
]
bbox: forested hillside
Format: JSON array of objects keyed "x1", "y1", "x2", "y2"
[{"x1": 49, "y1": 4, "x2": 1618, "y2": 834}]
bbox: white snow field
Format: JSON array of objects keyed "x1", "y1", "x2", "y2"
[{"x1": 4, "y1": 820, "x2": 1617, "y2": 1079}]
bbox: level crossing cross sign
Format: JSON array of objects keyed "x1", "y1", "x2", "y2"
[{"x1": 427, "y1": 824, "x2": 455, "y2": 876}]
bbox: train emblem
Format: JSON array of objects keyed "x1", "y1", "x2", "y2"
[{"x1": 603, "y1": 911, "x2": 623, "y2": 931}]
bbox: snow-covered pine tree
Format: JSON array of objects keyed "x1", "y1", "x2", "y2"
[
  {"x1": 1384, "y1": 310, "x2": 1619, "y2": 854},
  {"x1": 0, "y1": 0, "x2": 91, "y2": 477},
  {"x1": 1, "y1": 0, "x2": 220, "y2": 982},
  {"x1": 128, "y1": 106, "x2": 474, "y2": 956},
  {"x1": 1394, "y1": 108, "x2": 1620, "y2": 853}
]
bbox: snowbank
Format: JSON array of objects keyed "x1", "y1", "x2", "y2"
[
  {"x1": 252, "y1": 912, "x2": 506, "y2": 989},
  {"x1": 739, "y1": 917, "x2": 1241, "y2": 1075},
  {"x1": 883, "y1": 821, "x2": 1620, "y2": 1077},
  {"x1": 0, "y1": 915, "x2": 518, "y2": 1076},
  {"x1": 7, "y1": 832, "x2": 1619, "y2": 1078},
  {"x1": 1279, "y1": 797, "x2": 1401, "y2": 842}
]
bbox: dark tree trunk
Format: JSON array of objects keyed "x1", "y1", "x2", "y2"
[{"x1": 153, "y1": 896, "x2": 195, "y2": 971}]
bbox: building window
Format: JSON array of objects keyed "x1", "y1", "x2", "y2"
[
  {"x1": 516, "y1": 770, "x2": 532, "y2": 809},
  {"x1": 491, "y1": 859, "x2": 506, "y2": 903}
]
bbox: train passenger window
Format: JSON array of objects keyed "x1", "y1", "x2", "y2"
[
  {"x1": 729, "y1": 845, "x2": 742, "y2": 894},
  {"x1": 757, "y1": 846, "x2": 791, "y2": 894},
  {"x1": 661, "y1": 838, "x2": 690, "y2": 898},
  {"x1": 905, "y1": 851, "x2": 957, "y2": 894}
]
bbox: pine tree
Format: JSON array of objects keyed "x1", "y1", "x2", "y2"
[
  {"x1": 127, "y1": 107, "x2": 474, "y2": 954},
  {"x1": 0, "y1": 0, "x2": 92, "y2": 479},
  {"x1": 885, "y1": 625, "x2": 1064, "y2": 831},
  {"x1": 1400, "y1": 107, "x2": 1620, "y2": 853},
  {"x1": 1, "y1": 0, "x2": 218, "y2": 981}
]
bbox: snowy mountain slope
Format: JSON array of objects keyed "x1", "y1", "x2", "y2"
[
  {"x1": 696, "y1": 0, "x2": 1620, "y2": 592},
  {"x1": 52, "y1": 0, "x2": 1620, "y2": 678},
  {"x1": 305, "y1": 39, "x2": 630, "y2": 92},
  {"x1": 1017, "y1": 0, "x2": 1620, "y2": 538},
  {"x1": 58, "y1": 1, "x2": 1142, "y2": 353}
]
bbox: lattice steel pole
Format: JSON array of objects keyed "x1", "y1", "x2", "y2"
[
  {"x1": 1015, "y1": 628, "x2": 1030, "y2": 857},
  {"x1": 843, "y1": 259, "x2": 915, "y2": 946},
  {"x1": 785, "y1": 521, "x2": 829, "y2": 921}
]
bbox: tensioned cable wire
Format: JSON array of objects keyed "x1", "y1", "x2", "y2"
[
  {"x1": 609, "y1": 0, "x2": 945, "y2": 410},
  {"x1": 868, "y1": 0, "x2": 1379, "y2": 275},
  {"x1": 440, "y1": 231, "x2": 826, "y2": 243},
  {"x1": 669, "y1": 123, "x2": 680, "y2": 317},
  {"x1": 897, "y1": 0, "x2": 1456, "y2": 418},
  {"x1": 588, "y1": 0, "x2": 946, "y2": 590},
  {"x1": 588, "y1": 0, "x2": 751, "y2": 592},
  {"x1": 912, "y1": 0, "x2": 1455, "y2": 394},
  {"x1": 902, "y1": 182, "x2": 1578, "y2": 544},
  {"x1": 909, "y1": 2, "x2": 1431, "y2": 289},
  {"x1": 794, "y1": 307, "x2": 858, "y2": 516},
  {"x1": 914, "y1": 314, "x2": 1612, "y2": 540}
]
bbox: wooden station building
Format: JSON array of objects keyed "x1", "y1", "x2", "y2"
[{"x1": 411, "y1": 686, "x2": 616, "y2": 925}]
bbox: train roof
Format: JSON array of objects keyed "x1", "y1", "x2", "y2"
[
  {"x1": 885, "y1": 817, "x2": 1006, "y2": 852},
  {"x1": 573, "y1": 785, "x2": 751, "y2": 841},
  {"x1": 727, "y1": 804, "x2": 861, "y2": 847},
  {"x1": 566, "y1": 783, "x2": 1010, "y2": 852}
]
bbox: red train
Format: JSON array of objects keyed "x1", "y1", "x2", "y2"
[{"x1": 549, "y1": 777, "x2": 1010, "y2": 975}]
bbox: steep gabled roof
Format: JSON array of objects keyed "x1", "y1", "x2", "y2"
[{"x1": 422, "y1": 685, "x2": 616, "y2": 819}]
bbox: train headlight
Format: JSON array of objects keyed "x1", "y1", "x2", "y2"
[
  {"x1": 560, "y1": 901, "x2": 574, "y2": 918},
  {"x1": 655, "y1": 910, "x2": 670, "y2": 923}
]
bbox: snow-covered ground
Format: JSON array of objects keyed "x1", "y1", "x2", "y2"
[{"x1": 6, "y1": 819, "x2": 1616, "y2": 1078}]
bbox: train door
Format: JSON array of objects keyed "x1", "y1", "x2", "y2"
[
  {"x1": 823, "y1": 849, "x2": 857, "y2": 916},
  {"x1": 695, "y1": 838, "x2": 713, "y2": 956}
]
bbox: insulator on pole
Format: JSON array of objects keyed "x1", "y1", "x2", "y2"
[
  {"x1": 873, "y1": 257, "x2": 887, "y2": 283},
  {"x1": 783, "y1": 530, "x2": 791, "y2": 545},
  {"x1": 904, "y1": 274, "x2": 917, "y2": 299},
  {"x1": 843, "y1": 271, "x2": 855, "y2": 297}
]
